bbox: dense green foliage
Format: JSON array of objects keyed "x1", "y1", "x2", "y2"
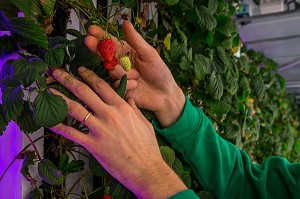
[{"x1": 0, "y1": 0, "x2": 299, "y2": 198}]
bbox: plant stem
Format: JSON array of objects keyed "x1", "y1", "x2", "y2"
[
  {"x1": 0, "y1": 135, "x2": 49, "y2": 182},
  {"x1": 202, "y1": 107, "x2": 222, "y2": 125},
  {"x1": 87, "y1": 186, "x2": 105, "y2": 196},
  {"x1": 66, "y1": 170, "x2": 90, "y2": 197},
  {"x1": 67, "y1": 150, "x2": 89, "y2": 198},
  {"x1": 71, "y1": 149, "x2": 90, "y2": 159},
  {"x1": 25, "y1": 133, "x2": 42, "y2": 160},
  {"x1": 74, "y1": 8, "x2": 87, "y2": 35}
]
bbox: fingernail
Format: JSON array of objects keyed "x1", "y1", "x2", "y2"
[
  {"x1": 52, "y1": 69, "x2": 63, "y2": 77},
  {"x1": 78, "y1": 66, "x2": 87, "y2": 73}
]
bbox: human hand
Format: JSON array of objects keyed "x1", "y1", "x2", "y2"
[
  {"x1": 50, "y1": 67, "x2": 187, "y2": 199},
  {"x1": 85, "y1": 21, "x2": 186, "y2": 127}
]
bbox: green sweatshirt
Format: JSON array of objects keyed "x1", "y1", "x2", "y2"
[{"x1": 153, "y1": 98, "x2": 300, "y2": 199}]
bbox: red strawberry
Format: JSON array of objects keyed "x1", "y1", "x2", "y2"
[
  {"x1": 97, "y1": 38, "x2": 115, "y2": 61},
  {"x1": 103, "y1": 194, "x2": 113, "y2": 199},
  {"x1": 104, "y1": 56, "x2": 118, "y2": 71}
]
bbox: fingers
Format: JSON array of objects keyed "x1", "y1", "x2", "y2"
[
  {"x1": 78, "y1": 66, "x2": 122, "y2": 105},
  {"x1": 109, "y1": 65, "x2": 140, "y2": 80},
  {"x1": 85, "y1": 25, "x2": 131, "y2": 57},
  {"x1": 49, "y1": 88, "x2": 96, "y2": 127},
  {"x1": 84, "y1": 35, "x2": 102, "y2": 57},
  {"x1": 122, "y1": 20, "x2": 152, "y2": 56},
  {"x1": 52, "y1": 69, "x2": 105, "y2": 112},
  {"x1": 88, "y1": 25, "x2": 120, "y2": 44},
  {"x1": 50, "y1": 123, "x2": 90, "y2": 147}
]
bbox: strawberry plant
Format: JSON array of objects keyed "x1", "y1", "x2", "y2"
[{"x1": 0, "y1": 0, "x2": 299, "y2": 198}]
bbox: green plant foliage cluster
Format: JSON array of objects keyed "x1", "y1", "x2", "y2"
[
  {"x1": 0, "y1": 0, "x2": 299, "y2": 198},
  {"x1": 148, "y1": 0, "x2": 300, "y2": 164}
]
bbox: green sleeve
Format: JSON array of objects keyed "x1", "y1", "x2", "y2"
[
  {"x1": 168, "y1": 189, "x2": 199, "y2": 199},
  {"x1": 153, "y1": 98, "x2": 300, "y2": 199}
]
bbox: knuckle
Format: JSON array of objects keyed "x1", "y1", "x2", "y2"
[
  {"x1": 68, "y1": 101, "x2": 81, "y2": 115},
  {"x1": 64, "y1": 126, "x2": 76, "y2": 139},
  {"x1": 81, "y1": 69, "x2": 94, "y2": 78},
  {"x1": 75, "y1": 83, "x2": 90, "y2": 96},
  {"x1": 95, "y1": 79, "x2": 108, "y2": 90}
]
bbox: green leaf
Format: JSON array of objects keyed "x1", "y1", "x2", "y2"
[
  {"x1": 37, "y1": 75, "x2": 48, "y2": 90},
  {"x1": 33, "y1": 91, "x2": 68, "y2": 128},
  {"x1": 0, "y1": 35, "x2": 16, "y2": 51},
  {"x1": 15, "y1": 101, "x2": 41, "y2": 133},
  {"x1": 29, "y1": 58, "x2": 48, "y2": 74},
  {"x1": 89, "y1": 156, "x2": 108, "y2": 177},
  {"x1": 238, "y1": 54, "x2": 249, "y2": 73},
  {"x1": 0, "y1": 1, "x2": 18, "y2": 18},
  {"x1": 0, "y1": 59, "x2": 14, "y2": 79},
  {"x1": 172, "y1": 157, "x2": 183, "y2": 176},
  {"x1": 1, "y1": 77, "x2": 24, "y2": 120},
  {"x1": 116, "y1": 75, "x2": 127, "y2": 99},
  {"x1": 225, "y1": 71, "x2": 238, "y2": 95},
  {"x1": 170, "y1": 39, "x2": 187, "y2": 62},
  {"x1": 12, "y1": 58, "x2": 40, "y2": 87},
  {"x1": 216, "y1": 47, "x2": 231, "y2": 69},
  {"x1": 110, "y1": 178, "x2": 134, "y2": 199},
  {"x1": 68, "y1": 36, "x2": 101, "y2": 74},
  {"x1": 206, "y1": 31, "x2": 213, "y2": 46},
  {"x1": 224, "y1": 120, "x2": 241, "y2": 139},
  {"x1": 49, "y1": 36, "x2": 73, "y2": 49},
  {"x1": 238, "y1": 75, "x2": 250, "y2": 101},
  {"x1": 58, "y1": 154, "x2": 69, "y2": 174},
  {"x1": 185, "y1": 7, "x2": 199, "y2": 23},
  {"x1": 12, "y1": 58, "x2": 29, "y2": 77},
  {"x1": 194, "y1": 54, "x2": 209, "y2": 81},
  {"x1": 157, "y1": 0, "x2": 180, "y2": 6},
  {"x1": 207, "y1": 72, "x2": 224, "y2": 100},
  {"x1": 41, "y1": 0, "x2": 56, "y2": 16},
  {"x1": 0, "y1": 105, "x2": 9, "y2": 136},
  {"x1": 216, "y1": 15, "x2": 236, "y2": 37},
  {"x1": 0, "y1": 12, "x2": 48, "y2": 48},
  {"x1": 180, "y1": 56, "x2": 190, "y2": 70},
  {"x1": 174, "y1": 18, "x2": 187, "y2": 46},
  {"x1": 198, "y1": 191, "x2": 216, "y2": 199},
  {"x1": 160, "y1": 146, "x2": 176, "y2": 167},
  {"x1": 122, "y1": 0, "x2": 137, "y2": 9},
  {"x1": 173, "y1": 0, "x2": 193, "y2": 12},
  {"x1": 65, "y1": 160, "x2": 85, "y2": 175},
  {"x1": 198, "y1": 6, "x2": 217, "y2": 30},
  {"x1": 20, "y1": 151, "x2": 37, "y2": 184},
  {"x1": 222, "y1": 36, "x2": 233, "y2": 50},
  {"x1": 251, "y1": 77, "x2": 265, "y2": 99},
  {"x1": 9, "y1": 0, "x2": 42, "y2": 19},
  {"x1": 26, "y1": 187, "x2": 42, "y2": 199},
  {"x1": 44, "y1": 47, "x2": 65, "y2": 68},
  {"x1": 38, "y1": 159, "x2": 64, "y2": 186},
  {"x1": 208, "y1": 0, "x2": 218, "y2": 14},
  {"x1": 207, "y1": 99, "x2": 231, "y2": 115},
  {"x1": 65, "y1": 29, "x2": 82, "y2": 38},
  {"x1": 181, "y1": 166, "x2": 192, "y2": 188}
]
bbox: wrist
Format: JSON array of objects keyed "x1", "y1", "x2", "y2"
[
  {"x1": 134, "y1": 160, "x2": 187, "y2": 199},
  {"x1": 154, "y1": 86, "x2": 186, "y2": 128}
]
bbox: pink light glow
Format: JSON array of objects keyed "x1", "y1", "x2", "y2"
[{"x1": 0, "y1": 53, "x2": 22, "y2": 198}]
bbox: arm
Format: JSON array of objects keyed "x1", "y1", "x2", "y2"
[{"x1": 154, "y1": 98, "x2": 300, "y2": 199}]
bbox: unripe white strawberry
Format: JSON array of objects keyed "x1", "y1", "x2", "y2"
[{"x1": 119, "y1": 56, "x2": 131, "y2": 72}]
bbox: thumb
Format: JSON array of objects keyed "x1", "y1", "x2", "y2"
[{"x1": 122, "y1": 20, "x2": 151, "y2": 56}]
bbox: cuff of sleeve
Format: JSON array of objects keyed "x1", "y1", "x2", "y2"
[
  {"x1": 168, "y1": 189, "x2": 199, "y2": 199},
  {"x1": 153, "y1": 97, "x2": 202, "y2": 146}
]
